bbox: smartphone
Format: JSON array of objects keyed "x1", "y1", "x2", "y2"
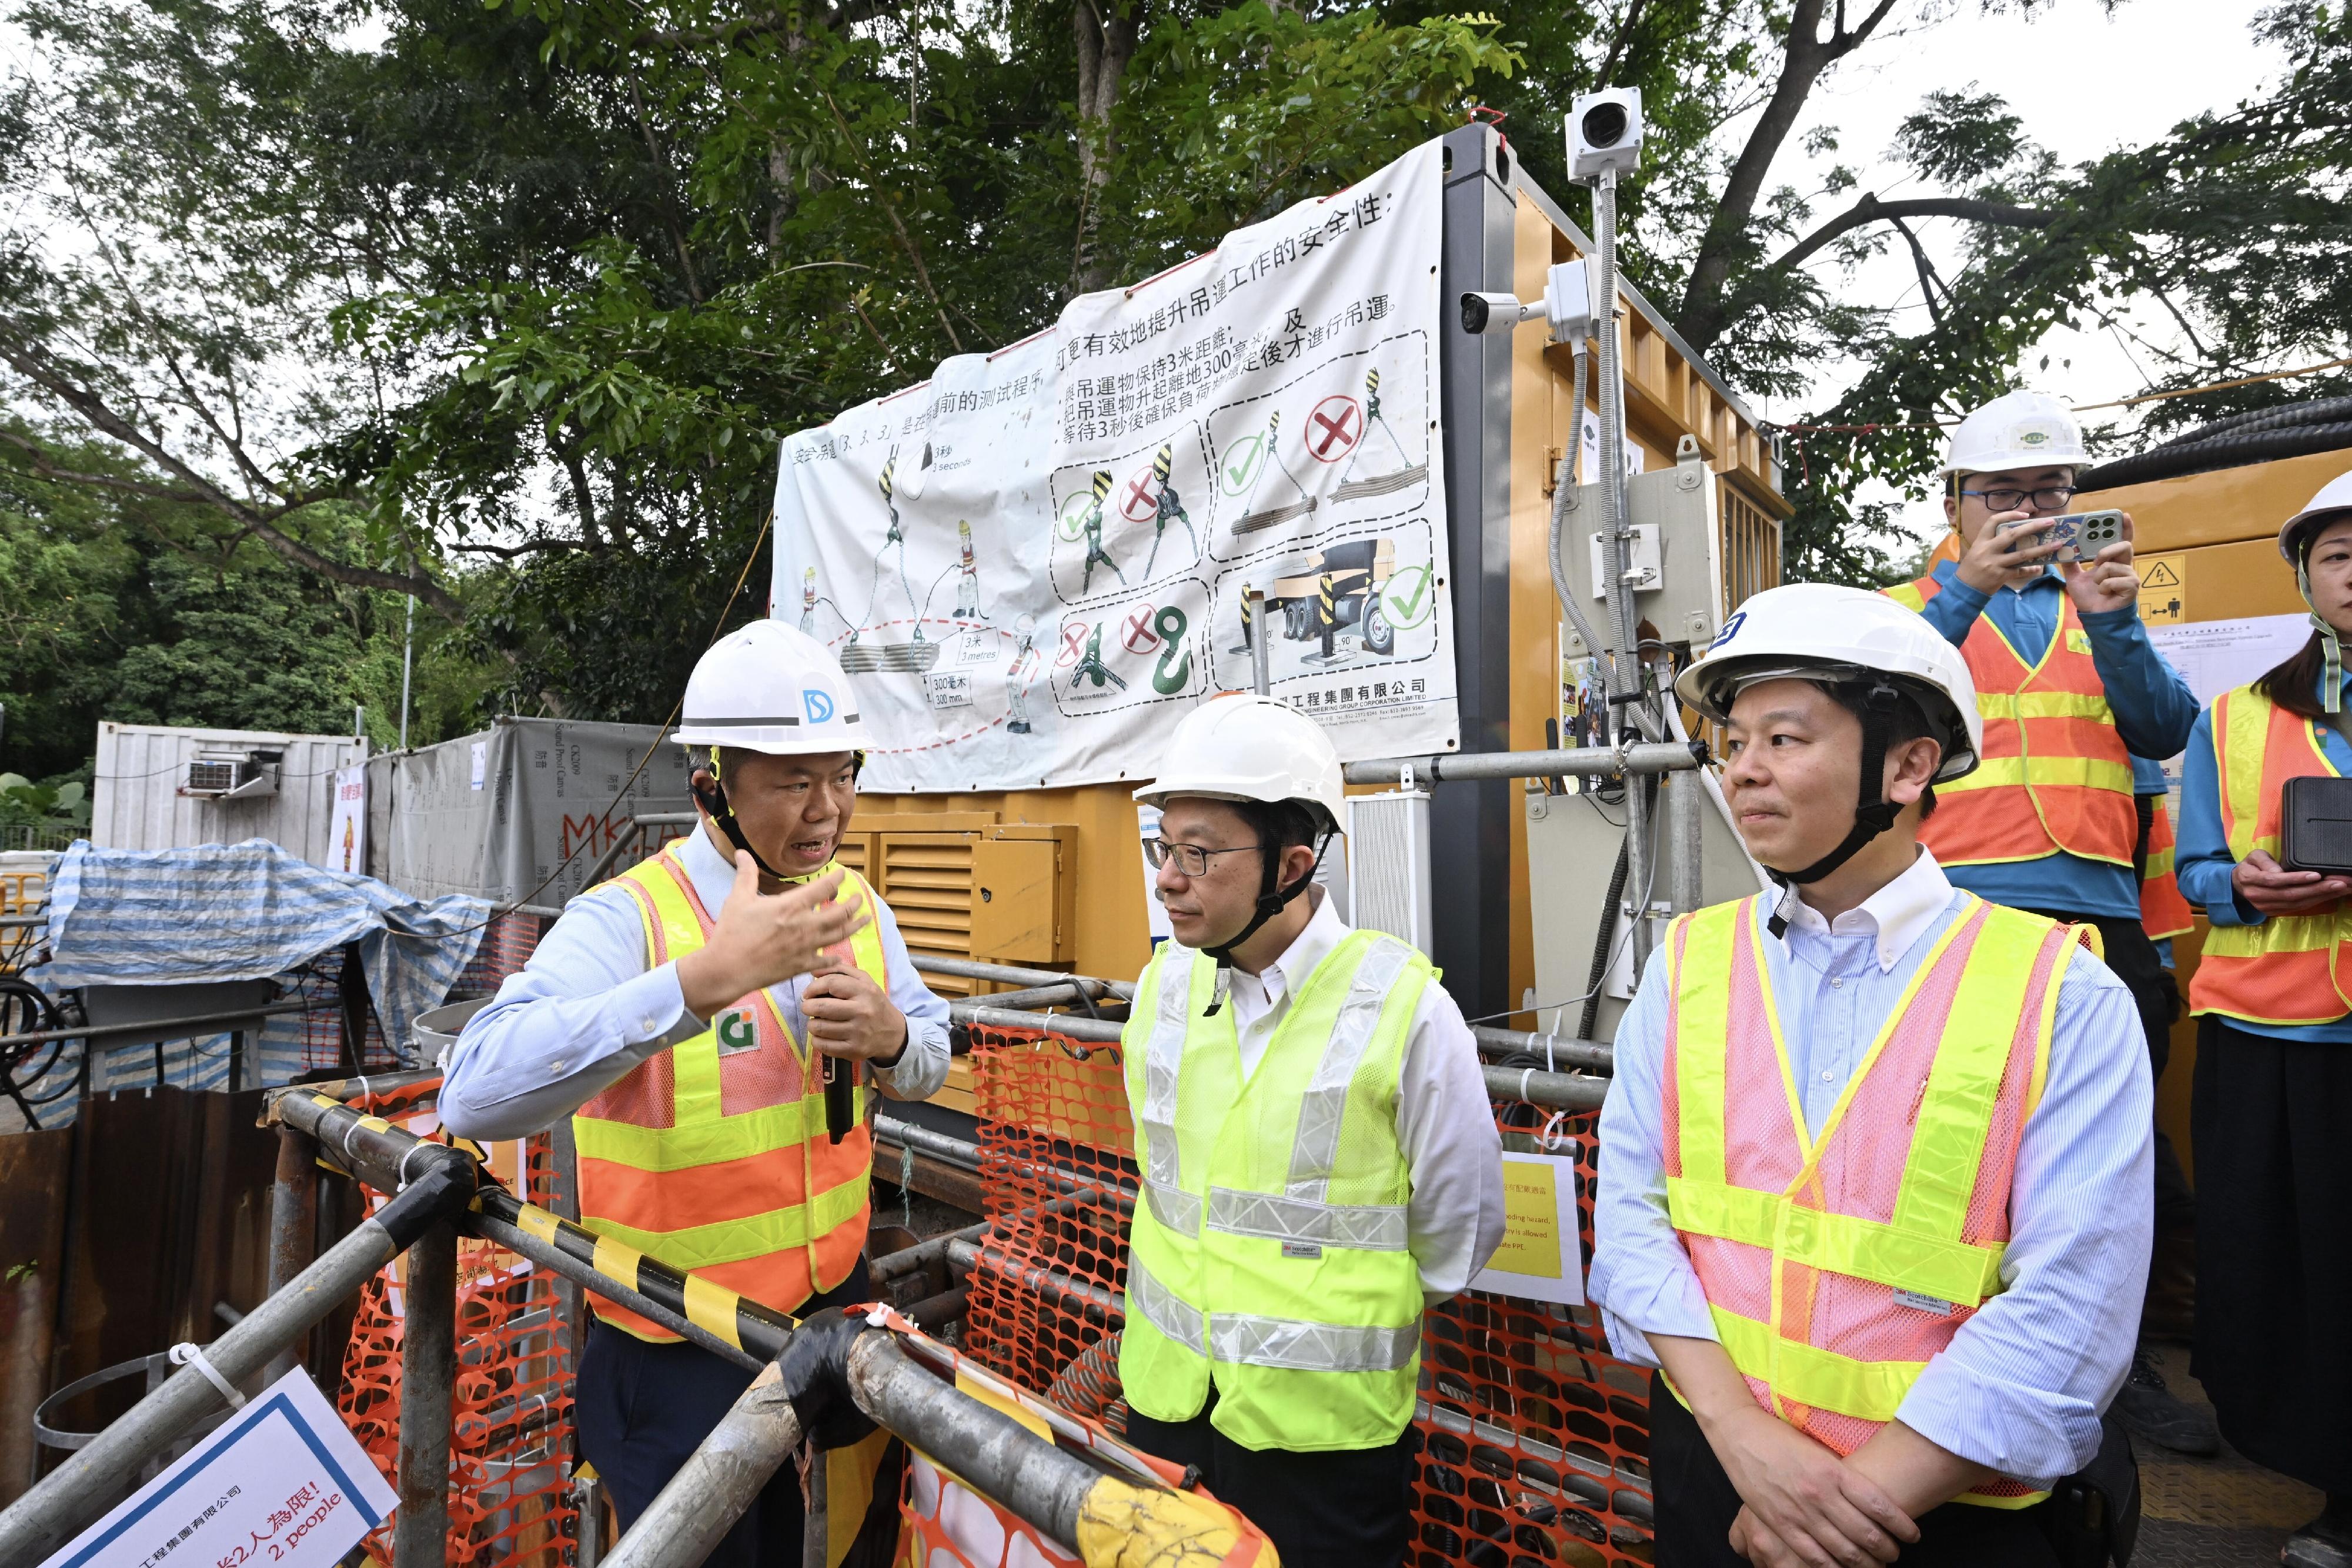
[{"x1": 1997, "y1": 509, "x2": 2124, "y2": 565}]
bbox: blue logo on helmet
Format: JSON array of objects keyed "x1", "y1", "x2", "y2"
[
  {"x1": 1708, "y1": 611, "x2": 1746, "y2": 651},
  {"x1": 803, "y1": 688, "x2": 836, "y2": 724}
]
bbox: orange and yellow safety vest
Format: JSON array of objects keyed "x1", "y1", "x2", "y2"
[
  {"x1": 2189, "y1": 683, "x2": 2352, "y2": 1027},
  {"x1": 2139, "y1": 791, "x2": 2194, "y2": 942},
  {"x1": 1661, "y1": 892, "x2": 2089, "y2": 1506},
  {"x1": 573, "y1": 844, "x2": 882, "y2": 1339},
  {"x1": 1885, "y1": 576, "x2": 2136, "y2": 869}
]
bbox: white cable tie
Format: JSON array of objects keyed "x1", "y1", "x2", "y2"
[
  {"x1": 396, "y1": 1142, "x2": 436, "y2": 1192},
  {"x1": 355, "y1": 1075, "x2": 372, "y2": 1106},
  {"x1": 170, "y1": 1343, "x2": 247, "y2": 1409},
  {"x1": 1519, "y1": 1068, "x2": 1535, "y2": 1105}
]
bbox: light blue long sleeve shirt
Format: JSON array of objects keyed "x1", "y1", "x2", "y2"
[
  {"x1": 2176, "y1": 668, "x2": 2352, "y2": 1041},
  {"x1": 1589, "y1": 850, "x2": 2153, "y2": 1487},
  {"x1": 1913, "y1": 560, "x2": 2199, "y2": 920},
  {"x1": 438, "y1": 825, "x2": 952, "y2": 1141}
]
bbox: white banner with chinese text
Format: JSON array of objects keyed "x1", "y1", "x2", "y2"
[{"x1": 771, "y1": 139, "x2": 1456, "y2": 791}]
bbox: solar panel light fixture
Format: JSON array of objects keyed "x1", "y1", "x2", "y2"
[
  {"x1": 1569, "y1": 88, "x2": 1643, "y2": 181},
  {"x1": 182, "y1": 747, "x2": 282, "y2": 800}
]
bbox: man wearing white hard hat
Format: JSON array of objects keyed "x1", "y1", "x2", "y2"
[
  {"x1": 442, "y1": 619, "x2": 950, "y2": 1566},
  {"x1": 1112, "y1": 693, "x2": 1503, "y2": 1568},
  {"x1": 2171, "y1": 468, "x2": 2352, "y2": 1568},
  {"x1": 1885, "y1": 389, "x2": 2211, "y2": 1453},
  {"x1": 1591, "y1": 586, "x2": 2151, "y2": 1567}
]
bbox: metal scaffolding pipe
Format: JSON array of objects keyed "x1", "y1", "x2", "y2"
[
  {"x1": 951, "y1": 1004, "x2": 1124, "y2": 1044},
  {"x1": 600, "y1": 1367, "x2": 804, "y2": 1568},
  {"x1": 393, "y1": 1221, "x2": 457, "y2": 1568},
  {"x1": 0, "y1": 999, "x2": 311, "y2": 1051},
  {"x1": 1344, "y1": 741, "x2": 1703, "y2": 786},
  {"x1": 1471, "y1": 1025, "x2": 1614, "y2": 1073},
  {"x1": 910, "y1": 953, "x2": 1136, "y2": 1001},
  {"x1": 869, "y1": 1220, "x2": 993, "y2": 1283},
  {"x1": 846, "y1": 1333, "x2": 1102, "y2": 1549},
  {"x1": 1481, "y1": 1064, "x2": 1608, "y2": 1111},
  {"x1": 875, "y1": 1114, "x2": 983, "y2": 1172},
  {"x1": 0, "y1": 1162, "x2": 474, "y2": 1563},
  {"x1": 961, "y1": 980, "x2": 1116, "y2": 1012},
  {"x1": 262, "y1": 1125, "x2": 320, "y2": 1386},
  {"x1": 947, "y1": 1240, "x2": 1120, "y2": 1325}
]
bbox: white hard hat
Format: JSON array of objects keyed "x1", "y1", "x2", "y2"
[
  {"x1": 2278, "y1": 467, "x2": 2352, "y2": 565},
  {"x1": 1940, "y1": 390, "x2": 2088, "y2": 477},
  {"x1": 1675, "y1": 584, "x2": 1983, "y2": 782},
  {"x1": 671, "y1": 620, "x2": 866, "y2": 755},
  {"x1": 1132, "y1": 694, "x2": 1346, "y2": 831}
]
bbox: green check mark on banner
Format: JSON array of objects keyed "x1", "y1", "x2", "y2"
[
  {"x1": 1221, "y1": 434, "x2": 1265, "y2": 496},
  {"x1": 1382, "y1": 565, "x2": 1435, "y2": 629}
]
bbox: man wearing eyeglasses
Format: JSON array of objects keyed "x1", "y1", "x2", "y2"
[
  {"x1": 1885, "y1": 389, "x2": 2209, "y2": 1454},
  {"x1": 1112, "y1": 693, "x2": 1504, "y2": 1568}
]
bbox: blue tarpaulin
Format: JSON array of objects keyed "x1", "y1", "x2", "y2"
[{"x1": 41, "y1": 838, "x2": 489, "y2": 1069}]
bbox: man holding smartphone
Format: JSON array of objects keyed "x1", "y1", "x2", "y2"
[{"x1": 1885, "y1": 389, "x2": 2208, "y2": 1453}]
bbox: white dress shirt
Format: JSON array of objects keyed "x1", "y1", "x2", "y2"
[
  {"x1": 439, "y1": 824, "x2": 951, "y2": 1142},
  {"x1": 1589, "y1": 849, "x2": 2153, "y2": 1486},
  {"x1": 1209, "y1": 890, "x2": 1507, "y2": 1303}
]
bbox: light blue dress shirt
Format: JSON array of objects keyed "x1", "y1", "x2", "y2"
[
  {"x1": 1912, "y1": 560, "x2": 2199, "y2": 920},
  {"x1": 438, "y1": 825, "x2": 952, "y2": 1142},
  {"x1": 2176, "y1": 667, "x2": 2352, "y2": 1041},
  {"x1": 1589, "y1": 850, "x2": 2153, "y2": 1487}
]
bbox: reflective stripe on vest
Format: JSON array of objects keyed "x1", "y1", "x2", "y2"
[
  {"x1": 2140, "y1": 795, "x2": 2194, "y2": 942},
  {"x1": 1663, "y1": 894, "x2": 2076, "y2": 1505},
  {"x1": 572, "y1": 845, "x2": 883, "y2": 1338},
  {"x1": 1885, "y1": 574, "x2": 2136, "y2": 867},
  {"x1": 2189, "y1": 683, "x2": 2352, "y2": 1026},
  {"x1": 1117, "y1": 931, "x2": 1431, "y2": 1450}
]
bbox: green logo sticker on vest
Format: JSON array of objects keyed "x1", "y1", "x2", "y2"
[{"x1": 714, "y1": 1006, "x2": 760, "y2": 1057}]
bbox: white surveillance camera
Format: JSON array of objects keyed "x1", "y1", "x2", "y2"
[
  {"x1": 1459, "y1": 291, "x2": 1538, "y2": 335},
  {"x1": 1569, "y1": 88, "x2": 1644, "y2": 181}
]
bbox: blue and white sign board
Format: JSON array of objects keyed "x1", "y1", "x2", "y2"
[{"x1": 41, "y1": 1369, "x2": 397, "y2": 1568}]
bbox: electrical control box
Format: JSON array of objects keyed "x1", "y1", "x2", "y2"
[{"x1": 1559, "y1": 435, "x2": 1725, "y2": 654}]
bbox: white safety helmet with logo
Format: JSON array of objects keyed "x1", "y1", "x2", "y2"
[
  {"x1": 673, "y1": 619, "x2": 866, "y2": 878},
  {"x1": 672, "y1": 619, "x2": 865, "y2": 754},
  {"x1": 1134, "y1": 693, "x2": 1346, "y2": 963},
  {"x1": 2276, "y1": 467, "x2": 2352, "y2": 716},
  {"x1": 1939, "y1": 389, "x2": 2089, "y2": 477},
  {"x1": 1678, "y1": 584, "x2": 1982, "y2": 897}
]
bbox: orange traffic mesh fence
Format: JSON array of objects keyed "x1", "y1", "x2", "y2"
[
  {"x1": 335, "y1": 1075, "x2": 580, "y2": 1566},
  {"x1": 958, "y1": 1024, "x2": 1137, "y2": 1414},
  {"x1": 958, "y1": 1027, "x2": 1658, "y2": 1568},
  {"x1": 458, "y1": 912, "x2": 547, "y2": 996}
]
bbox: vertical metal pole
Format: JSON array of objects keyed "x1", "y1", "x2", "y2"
[
  {"x1": 399, "y1": 594, "x2": 416, "y2": 751},
  {"x1": 1669, "y1": 770, "x2": 1703, "y2": 914},
  {"x1": 263, "y1": 1126, "x2": 320, "y2": 1385},
  {"x1": 1592, "y1": 168, "x2": 1653, "y2": 974},
  {"x1": 1248, "y1": 589, "x2": 1271, "y2": 696},
  {"x1": 393, "y1": 1223, "x2": 456, "y2": 1568}
]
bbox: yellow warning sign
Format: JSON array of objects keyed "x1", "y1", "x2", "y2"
[{"x1": 2138, "y1": 553, "x2": 2187, "y2": 624}]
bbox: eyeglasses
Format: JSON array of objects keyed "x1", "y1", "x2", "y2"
[
  {"x1": 1141, "y1": 839, "x2": 1263, "y2": 876},
  {"x1": 1960, "y1": 486, "x2": 2077, "y2": 513}
]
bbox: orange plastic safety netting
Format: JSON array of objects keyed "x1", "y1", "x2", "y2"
[
  {"x1": 335, "y1": 1075, "x2": 581, "y2": 1567},
  {"x1": 957, "y1": 1027, "x2": 1658, "y2": 1568}
]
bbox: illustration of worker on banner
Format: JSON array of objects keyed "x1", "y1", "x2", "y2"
[
  {"x1": 951, "y1": 520, "x2": 985, "y2": 620},
  {"x1": 1143, "y1": 444, "x2": 1199, "y2": 575},
  {"x1": 1006, "y1": 613, "x2": 1042, "y2": 734}
]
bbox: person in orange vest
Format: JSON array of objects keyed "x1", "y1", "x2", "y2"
[
  {"x1": 1883, "y1": 390, "x2": 2211, "y2": 1454},
  {"x1": 440, "y1": 620, "x2": 950, "y2": 1566},
  {"x1": 1593, "y1": 584, "x2": 2151, "y2": 1568},
  {"x1": 2174, "y1": 469, "x2": 2352, "y2": 1568}
]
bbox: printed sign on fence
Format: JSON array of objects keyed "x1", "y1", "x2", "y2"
[
  {"x1": 772, "y1": 139, "x2": 1458, "y2": 792},
  {"x1": 41, "y1": 1368, "x2": 397, "y2": 1568},
  {"x1": 1473, "y1": 1151, "x2": 1587, "y2": 1306}
]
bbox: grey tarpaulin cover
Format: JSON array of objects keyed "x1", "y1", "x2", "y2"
[{"x1": 42, "y1": 838, "x2": 489, "y2": 1060}]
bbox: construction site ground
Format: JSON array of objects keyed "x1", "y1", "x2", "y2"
[{"x1": 2137, "y1": 1342, "x2": 2324, "y2": 1567}]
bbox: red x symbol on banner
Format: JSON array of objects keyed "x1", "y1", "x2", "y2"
[
  {"x1": 1056, "y1": 621, "x2": 1090, "y2": 667},
  {"x1": 1307, "y1": 394, "x2": 1362, "y2": 462},
  {"x1": 1120, "y1": 469, "x2": 1160, "y2": 523},
  {"x1": 1121, "y1": 605, "x2": 1161, "y2": 653}
]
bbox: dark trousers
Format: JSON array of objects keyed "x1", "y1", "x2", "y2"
[
  {"x1": 2191, "y1": 1015, "x2": 2352, "y2": 1494},
  {"x1": 2022, "y1": 908, "x2": 2195, "y2": 1234},
  {"x1": 574, "y1": 1259, "x2": 873, "y2": 1568},
  {"x1": 1646, "y1": 1373, "x2": 2060, "y2": 1567},
  {"x1": 1123, "y1": 1388, "x2": 1416, "y2": 1568}
]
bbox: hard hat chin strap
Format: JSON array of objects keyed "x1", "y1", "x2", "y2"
[
  {"x1": 1762, "y1": 678, "x2": 1905, "y2": 939},
  {"x1": 1201, "y1": 831, "x2": 1334, "y2": 1013},
  {"x1": 2297, "y1": 557, "x2": 2344, "y2": 714}
]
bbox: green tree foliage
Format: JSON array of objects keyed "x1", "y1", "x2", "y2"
[{"x1": 0, "y1": 0, "x2": 2345, "y2": 753}]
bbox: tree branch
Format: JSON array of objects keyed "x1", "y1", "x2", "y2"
[
  {"x1": 447, "y1": 537, "x2": 588, "y2": 559},
  {"x1": 631, "y1": 0, "x2": 903, "y2": 54},
  {"x1": 1762, "y1": 192, "x2": 2053, "y2": 278}
]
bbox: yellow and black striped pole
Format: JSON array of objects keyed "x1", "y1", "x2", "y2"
[{"x1": 1318, "y1": 572, "x2": 1336, "y2": 659}]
